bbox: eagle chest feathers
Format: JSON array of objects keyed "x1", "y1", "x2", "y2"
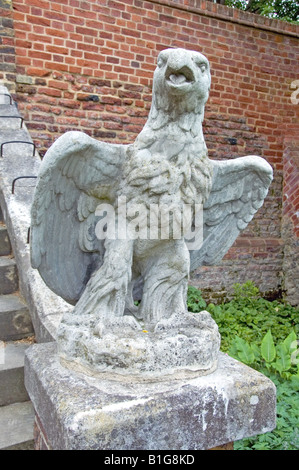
[{"x1": 120, "y1": 134, "x2": 213, "y2": 209}]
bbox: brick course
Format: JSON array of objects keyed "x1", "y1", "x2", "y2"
[{"x1": 1, "y1": 0, "x2": 298, "y2": 302}]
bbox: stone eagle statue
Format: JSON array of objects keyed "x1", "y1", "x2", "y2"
[{"x1": 31, "y1": 48, "x2": 273, "y2": 375}]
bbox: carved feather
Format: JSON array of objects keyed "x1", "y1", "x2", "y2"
[
  {"x1": 189, "y1": 156, "x2": 273, "y2": 270},
  {"x1": 31, "y1": 131, "x2": 127, "y2": 303}
]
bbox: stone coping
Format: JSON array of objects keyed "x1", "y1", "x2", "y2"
[{"x1": 148, "y1": 0, "x2": 299, "y2": 38}]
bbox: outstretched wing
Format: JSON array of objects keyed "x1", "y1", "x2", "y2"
[
  {"x1": 189, "y1": 156, "x2": 273, "y2": 271},
  {"x1": 31, "y1": 131, "x2": 128, "y2": 304}
]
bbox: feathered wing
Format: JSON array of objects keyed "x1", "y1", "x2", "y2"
[
  {"x1": 31, "y1": 131, "x2": 128, "y2": 304},
  {"x1": 189, "y1": 156, "x2": 273, "y2": 271}
]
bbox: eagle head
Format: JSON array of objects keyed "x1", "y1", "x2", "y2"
[{"x1": 152, "y1": 48, "x2": 211, "y2": 110}]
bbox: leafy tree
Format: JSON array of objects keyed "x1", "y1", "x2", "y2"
[{"x1": 210, "y1": 0, "x2": 299, "y2": 23}]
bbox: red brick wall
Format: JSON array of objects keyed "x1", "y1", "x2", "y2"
[{"x1": 7, "y1": 0, "x2": 299, "y2": 301}]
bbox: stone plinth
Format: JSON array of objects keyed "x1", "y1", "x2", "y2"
[{"x1": 25, "y1": 342, "x2": 276, "y2": 450}]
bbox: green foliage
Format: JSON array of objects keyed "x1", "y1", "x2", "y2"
[
  {"x1": 186, "y1": 282, "x2": 299, "y2": 450},
  {"x1": 230, "y1": 330, "x2": 299, "y2": 450},
  {"x1": 232, "y1": 280, "x2": 260, "y2": 301},
  {"x1": 224, "y1": 0, "x2": 299, "y2": 24},
  {"x1": 225, "y1": 0, "x2": 248, "y2": 10},
  {"x1": 229, "y1": 329, "x2": 298, "y2": 379},
  {"x1": 187, "y1": 286, "x2": 207, "y2": 312},
  {"x1": 261, "y1": 329, "x2": 276, "y2": 363},
  {"x1": 194, "y1": 281, "x2": 299, "y2": 353}
]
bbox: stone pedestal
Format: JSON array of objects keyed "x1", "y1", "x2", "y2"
[{"x1": 25, "y1": 342, "x2": 276, "y2": 450}]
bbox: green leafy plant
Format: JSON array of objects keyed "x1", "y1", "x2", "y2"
[
  {"x1": 232, "y1": 281, "x2": 260, "y2": 302},
  {"x1": 187, "y1": 286, "x2": 207, "y2": 312},
  {"x1": 229, "y1": 329, "x2": 298, "y2": 379},
  {"x1": 186, "y1": 282, "x2": 299, "y2": 450},
  {"x1": 223, "y1": 0, "x2": 299, "y2": 24},
  {"x1": 230, "y1": 330, "x2": 299, "y2": 450},
  {"x1": 202, "y1": 282, "x2": 298, "y2": 353}
]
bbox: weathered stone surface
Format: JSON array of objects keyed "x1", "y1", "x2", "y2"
[
  {"x1": 0, "y1": 294, "x2": 33, "y2": 340},
  {"x1": 25, "y1": 342, "x2": 276, "y2": 450},
  {"x1": 58, "y1": 310, "x2": 220, "y2": 377},
  {"x1": 0, "y1": 401, "x2": 34, "y2": 450},
  {"x1": 0, "y1": 225, "x2": 11, "y2": 255},
  {"x1": 0, "y1": 257, "x2": 18, "y2": 295},
  {"x1": 0, "y1": 341, "x2": 30, "y2": 406}
]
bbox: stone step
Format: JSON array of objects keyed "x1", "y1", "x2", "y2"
[
  {"x1": 0, "y1": 225, "x2": 11, "y2": 256},
  {"x1": 0, "y1": 257, "x2": 18, "y2": 295},
  {"x1": 0, "y1": 401, "x2": 35, "y2": 450},
  {"x1": 0, "y1": 341, "x2": 31, "y2": 406},
  {"x1": 0, "y1": 294, "x2": 33, "y2": 341}
]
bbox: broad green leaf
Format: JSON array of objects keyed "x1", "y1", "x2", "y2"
[
  {"x1": 261, "y1": 330, "x2": 276, "y2": 363},
  {"x1": 273, "y1": 344, "x2": 291, "y2": 374},
  {"x1": 251, "y1": 343, "x2": 261, "y2": 361},
  {"x1": 235, "y1": 336, "x2": 255, "y2": 364},
  {"x1": 291, "y1": 346, "x2": 299, "y2": 367},
  {"x1": 283, "y1": 330, "x2": 297, "y2": 353},
  {"x1": 290, "y1": 375, "x2": 299, "y2": 390},
  {"x1": 277, "y1": 344, "x2": 291, "y2": 370}
]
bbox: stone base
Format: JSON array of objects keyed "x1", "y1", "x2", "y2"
[
  {"x1": 57, "y1": 310, "x2": 221, "y2": 378},
  {"x1": 25, "y1": 342, "x2": 276, "y2": 450}
]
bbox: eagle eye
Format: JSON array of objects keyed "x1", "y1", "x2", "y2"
[
  {"x1": 197, "y1": 62, "x2": 207, "y2": 73},
  {"x1": 157, "y1": 55, "x2": 167, "y2": 68}
]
